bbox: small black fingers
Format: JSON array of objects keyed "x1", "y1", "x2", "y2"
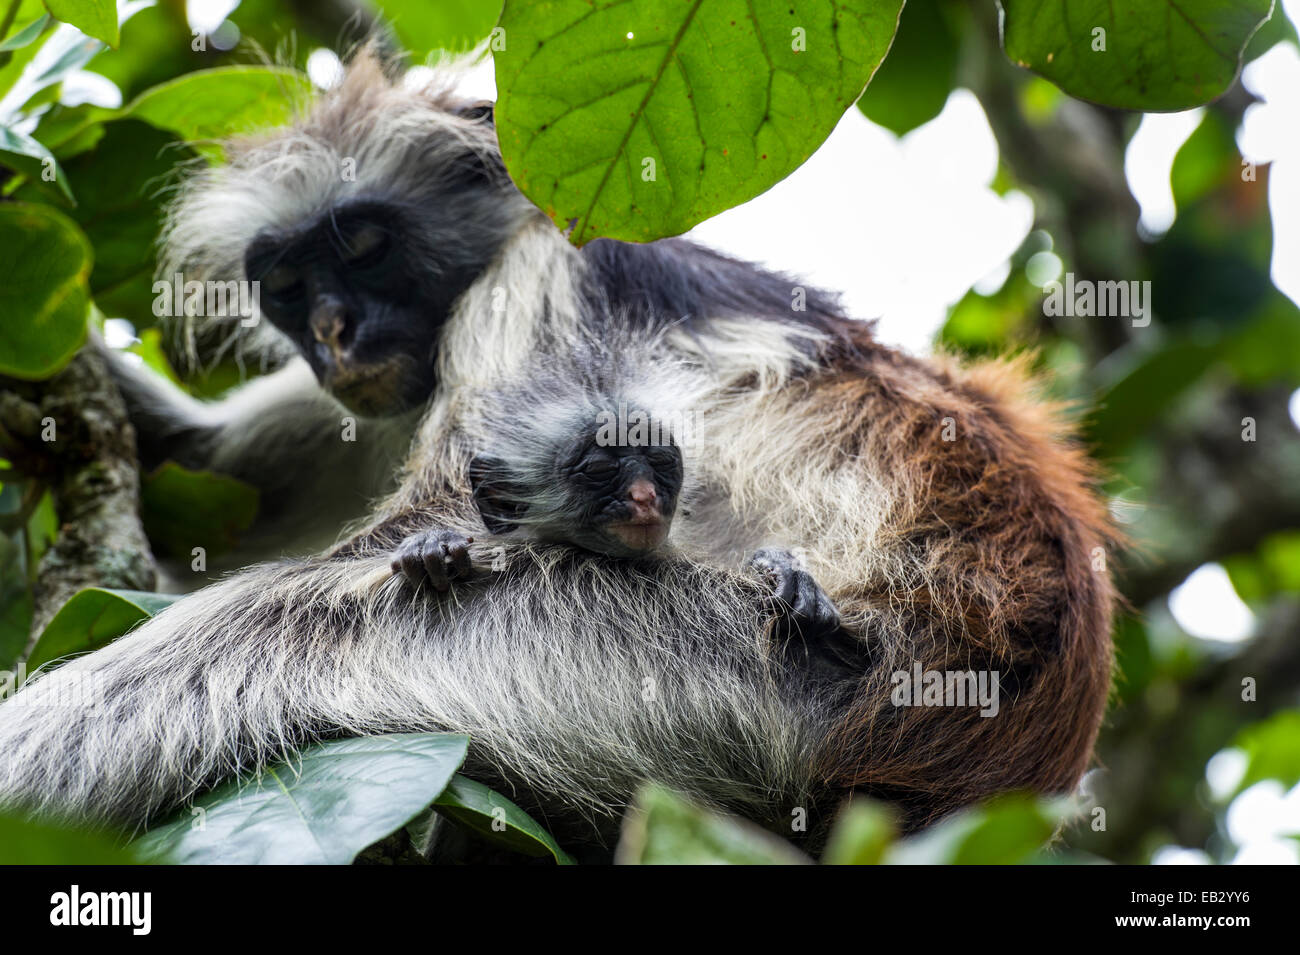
[
  {"x1": 421, "y1": 547, "x2": 451, "y2": 592},
  {"x1": 442, "y1": 534, "x2": 474, "y2": 580}
]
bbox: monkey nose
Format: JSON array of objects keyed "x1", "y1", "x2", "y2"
[
  {"x1": 309, "y1": 298, "x2": 348, "y2": 348},
  {"x1": 627, "y1": 479, "x2": 657, "y2": 507}
]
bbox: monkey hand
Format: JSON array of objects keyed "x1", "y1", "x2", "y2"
[
  {"x1": 747, "y1": 547, "x2": 842, "y2": 640},
  {"x1": 391, "y1": 528, "x2": 475, "y2": 592}
]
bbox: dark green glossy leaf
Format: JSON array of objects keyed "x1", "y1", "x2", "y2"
[
  {"x1": 1086, "y1": 339, "x2": 1218, "y2": 454},
  {"x1": 25, "y1": 587, "x2": 177, "y2": 674},
  {"x1": 135, "y1": 733, "x2": 471, "y2": 865},
  {"x1": 16, "y1": 121, "x2": 194, "y2": 323},
  {"x1": 0, "y1": 121, "x2": 73, "y2": 202},
  {"x1": 433, "y1": 774, "x2": 575, "y2": 864}
]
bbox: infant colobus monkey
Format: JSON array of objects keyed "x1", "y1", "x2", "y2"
[
  {"x1": 390, "y1": 388, "x2": 683, "y2": 591},
  {"x1": 391, "y1": 364, "x2": 844, "y2": 647}
]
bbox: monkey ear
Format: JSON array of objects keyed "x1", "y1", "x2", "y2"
[
  {"x1": 468, "y1": 455, "x2": 525, "y2": 534},
  {"x1": 457, "y1": 101, "x2": 494, "y2": 125}
]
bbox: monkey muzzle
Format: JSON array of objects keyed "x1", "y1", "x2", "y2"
[
  {"x1": 321, "y1": 353, "x2": 426, "y2": 417},
  {"x1": 604, "y1": 477, "x2": 673, "y2": 554},
  {"x1": 605, "y1": 516, "x2": 670, "y2": 554}
]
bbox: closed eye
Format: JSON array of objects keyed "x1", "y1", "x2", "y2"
[
  {"x1": 341, "y1": 225, "x2": 391, "y2": 267},
  {"x1": 260, "y1": 264, "x2": 303, "y2": 299},
  {"x1": 581, "y1": 456, "x2": 619, "y2": 479}
]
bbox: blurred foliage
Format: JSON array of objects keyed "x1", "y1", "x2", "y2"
[{"x1": 0, "y1": 0, "x2": 1297, "y2": 864}]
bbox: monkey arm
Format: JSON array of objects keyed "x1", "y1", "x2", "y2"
[{"x1": 101, "y1": 342, "x2": 419, "y2": 568}]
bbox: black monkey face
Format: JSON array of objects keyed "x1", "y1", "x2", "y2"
[
  {"x1": 552, "y1": 437, "x2": 684, "y2": 557},
  {"x1": 244, "y1": 197, "x2": 500, "y2": 417},
  {"x1": 467, "y1": 436, "x2": 684, "y2": 559}
]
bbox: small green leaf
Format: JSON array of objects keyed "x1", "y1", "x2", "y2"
[
  {"x1": 140, "y1": 461, "x2": 259, "y2": 560},
  {"x1": 1001, "y1": 0, "x2": 1273, "y2": 111},
  {"x1": 884, "y1": 794, "x2": 1061, "y2": 864},
  {"x1": 821, "y1": 799, "x2": 898, "y2": 864},
  {"x1": 857, "y1": 0, "x2": 960, "y2": 135},
  {"x1": 25, "y1": 587, "x2": 177, "y2": 674},
  {"x1": 0, "y1": 812, "x2": 139, "y2": 863},
  {"x1": 495, "y1": 0, "x2": 904, "y2": 244},
  {"x1": 0, "y1": 203, "x2": 90, "y2": 380},
  {"x1": 434, "y1": 774, "x2": 575, "y2": 864},
  {"x1": 124, "y1": 66, "x2": 312, "y2": 143},
  {"x1": 0, "y1": 11, "x2": 102, "y2": 119},
  {"x1": 135, "y1": 733, "x2": 471, "y2": 865},
  {"x1": 0, "y1": 122, "x2": 73, "y2": 202},
  {"x1": 0, "y1": 13, "x2": 51, "y2": 52},
  {"x1": 616, "y1": 784, "x2": 810, "y2": 864},
  {"x1": 44, "y1": 0, "x2": 118, "y2": 48}
]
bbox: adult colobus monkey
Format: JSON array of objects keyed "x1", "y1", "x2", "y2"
[{"x1": 0, "y1": 53, "x2": 1116, "y2": 853}]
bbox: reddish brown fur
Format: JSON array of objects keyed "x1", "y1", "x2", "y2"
[{"x1": 811, "y1": 324, "x2": 1117, "y2": 827}]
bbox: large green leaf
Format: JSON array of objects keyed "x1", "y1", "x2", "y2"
[
  {"x1": 495, "y1": 0, "x2": 903, "y2": 244},
  {"x1": 0, "y1": 203, "x2": 90, "y2": 379},
  {"x1": 44, "y1": 0, "x2": 118, "y2": 48},
  {"x1": 615, "y1": 785, "x2": 810, "y2": 864},
  {"x1": 25, "y1": 587, "x2": 178, "y2": 674},
  {"x1": 0, "y1": 812, "x2": 138, "y2": 863},
  {"x1": 140, "y1": 461, "x2": 259, "y2": 560},
  {"x1": 123, "y1": 66, "x2": 311, "y2": 143},
  {"x1": 135, "y1": 733, "x2": 471, "y2": 865},
  {"x1": 433, "y1": 774, "x2": 575, "y2": 864},
  {"x1": 1001, "y1": 0, "x2": 1273, "y2": 111},
  {"x1": 856, "y1": 0, "x2": 960, "y2": 135}
]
